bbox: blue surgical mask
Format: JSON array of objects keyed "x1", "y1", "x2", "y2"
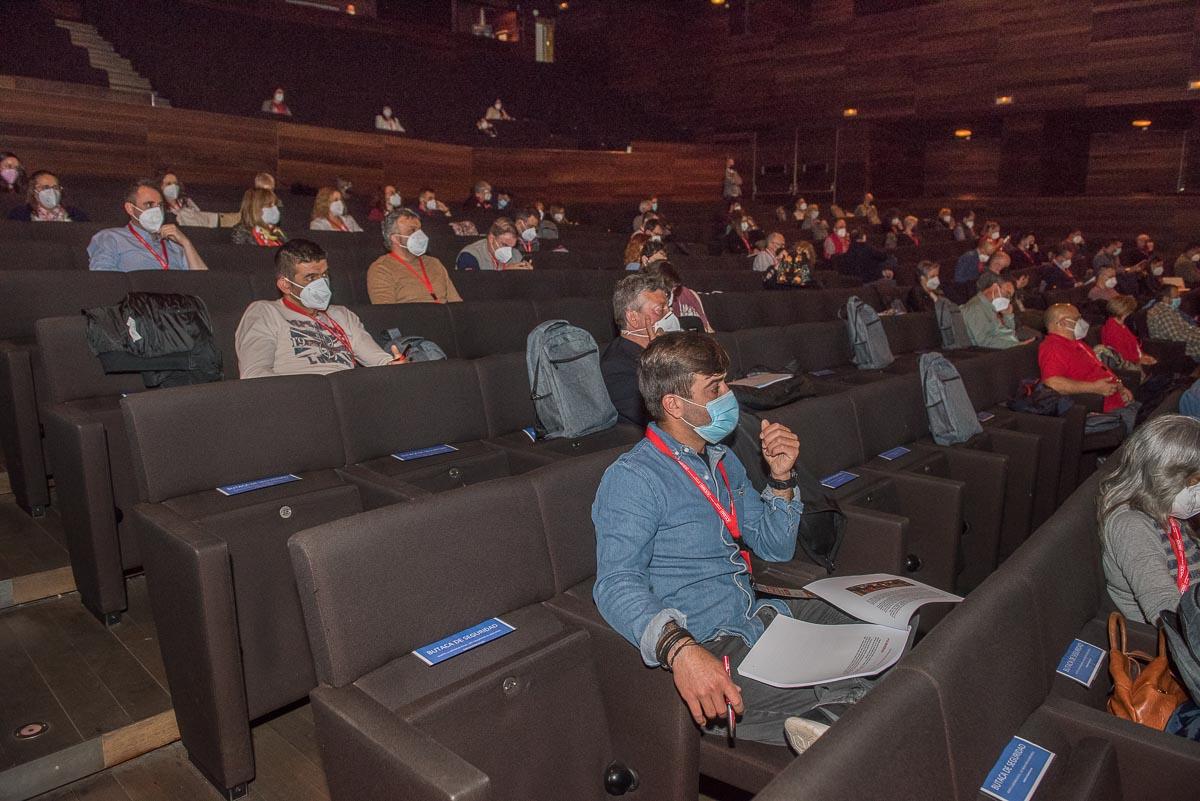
[
  {"x1": 679, "y1": 390, "x2": 739, "y2": 444},
  {"x1": 1171, "y1": 297, "x2": 1182, "y2": 310}
]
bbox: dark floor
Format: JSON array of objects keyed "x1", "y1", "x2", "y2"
[{"x1": 0, "y1": 499, "x2": 69, "y2": 581}]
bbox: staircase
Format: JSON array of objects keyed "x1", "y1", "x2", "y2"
[{"x1": 53, "y1": 18, "x2": 170, "y2": 105}]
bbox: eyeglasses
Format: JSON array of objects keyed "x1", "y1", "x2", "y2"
[{"x1": 35, "y1": 183, "x2": 62, "y2": 192}]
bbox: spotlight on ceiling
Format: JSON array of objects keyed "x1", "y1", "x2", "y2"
[
  {"x1": 994, "y1": 95, "x2": 1013, "y2": 106},
  {"x1": 1131, "y1": 119, "x2": 1152, "y2": 130},
  {"x1": 842, "y1": 107, "x2": 859, "y2": 118},
  {"x1": 954, "y1": 129, "x2": 973, "y2": 140}
]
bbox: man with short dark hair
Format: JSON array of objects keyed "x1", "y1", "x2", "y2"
[
  {"x1": 235, "y1": 239, "x2": 406, "y2": 377},
  {"x1": 1039, "y1": 244, "x2": 1080, "y2": 290},
  {"x1": 367, "y1": 210, "x2": 461, "y2": 304},
  {"x1": 593, "y1": 331, "x2": 871, "y2": 752},
  {"x1": 952, "y1": 236, "x2": 996, "y2": 284},
  {"x1": 1092, "y1": 239, "x2": 1122, "y2": 273},
  {"x1": 1173, "y1": 244, "x2": 1200, "y2": 288},
  {"x1": 1147, "y1": 283, "x2": 1200, "y2": 362},
  {"x1": 841, "y1": 228, "x2": 893, "y2": 284},
  {"x1": 455, "y1": 217, "x2": 532, "y2": 270},
  {"x1": 513, "y1": 208, "x2": 542, "y2": 256},
  {"x1": 600, "y1": 273, "x2": 677, "y2": 426},
  {"x1": 417, "y1": 187, "x2": 451, "y2": 218},
  {"x1": 88, "y1": 179, "x2": 208, "y2": 271}
]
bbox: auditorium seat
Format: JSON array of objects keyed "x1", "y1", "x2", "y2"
[
  {"x1": 123, "y1": 374, "x2": 414, "y2": 797},
  {"x1": 351, "y1": 303, "x2": 463, "y2": 359},
  {"x1": 287, "y1": 456, "x2": 697, "y2": 801},
  {"x1": 449, "y1": 299, "x2": 540, "y2": 358}
]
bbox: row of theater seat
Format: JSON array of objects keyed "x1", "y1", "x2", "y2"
[{"x1": 106, "y1": 320, "x2": 1100, "y2": 796}]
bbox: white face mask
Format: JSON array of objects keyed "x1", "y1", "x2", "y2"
[
  {"x1": 493, "y1": 245, "x2": 514, "y2": 263},
  {"x1": 483, "y1": 191, "x2": 493, "y2": 202},
  {"x1": 288, "y1": 276, "x2": 331, "y2": 311},
  {"x1": 382, "y1": 108, "x2": 392, "y2": 118},
  {"x1": 740, "y1": 221, "x2": 750, "y2": 232},
  {"x1": 654, "y1": 311, "x2": 682, "y2": 334},
  {"x1": 965, "y1": 219, "x2": 974, "y2": 227},
  {"x1": 1070, "y1": 319, "x2": 1089, "y2": 339},
  {"x1": 329, "y1": 200, "x2": 345, "y2": 216},
  {"x1": 925, "y1": 276, "x2": 940, "y2": 290},
  {"x1": 1104, "y1": 278, "x2": 1117, "y2": 289},
  {"x1": 400, "y1": 228, "x2": 428, "y2": 257},
  {"x1": 553, "y1": 213, "x2": 564, "y2": 222},
  {"x1": 261, "y1": 205, "x2": 281, "y2": 225},
  {"x1": 1192, "y1": 255, "x2": 1200, "y2": 263},
  {"x1": 163, "y1": 184, "x2": 180, "y2": 201},
  {"x1": 991, "y1": 295, "x2": 1011, "y2": 313},
  {"x1": 37, "y1": 188, "x2": 61, "y2": 209},
  {"x1": 520, "y1": 226, "x2": 538, "y2": 242},
  {"x1": 388, "y1": 193, "x2": 402, "y2": 208},
  {"x1": 1072, "y1": 235, "x2": 1083, "y2": 244},
  {"x1": 1113, "y1": 248, "x2": 1121, "y2": 256},
  {"x1": 941, "y1": 215, "x2": 952, "y2": 223},
  {"x1": 799, "y1": 203, "x2": 807, "y2": 211},
  {"x1": 136, "y1": 205, "x2": 164, "y2": 233},
  {"x1": 1171, "y1": 484, "x2": 1200, "y2": 519},
  {"x1": 891, "y1": 218, "x2": 901, "y2": 227},
  {"x1": 274, "y1": 92, "x2": 285, "y2": 103},
  {"x1": 1153, "y1": 266, "x2": 1165, "y2": 276},
  {"x1": 835, "y1": 227, "x2": 846, "y2": 236},
  {"x1": 425, "y1": 199, "x2": 438, "y2": 211}
]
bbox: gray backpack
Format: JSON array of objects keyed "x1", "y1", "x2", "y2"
[
  {"x1": 376, "y1": 329, "x2": 447, "y2": 362},
  {"x1": 526, "y1": 320, "x2": 617, "y2": 439},
  {"x1": 919, "y1": 352, "x2": 983, "y2": 446},
  {"x1": 934, "y1": 297, "x2": 971, "y2": 350},
  {"x1": 846, "y1": 296, "x2": 894, "y2": 370}
]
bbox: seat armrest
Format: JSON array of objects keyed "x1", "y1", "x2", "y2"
[
  {"x1": 1072, "y1": 394, "x2": 1107, "y2": 413},
  {"x1": 311, "y1": 684, "x2": 491, "y2": 801},
  {"x1": 836, "y1": 507, "x2": 907, "y2": 576},
  {"x1": 132, "y1": 502, "x2": 255, "y2": 792},
  {"x1": 0, "y1": 345, "x2": 50, "y2": 513},
  {"x1": 336, "y1": 465, "x2": 431, "y2": 507}
]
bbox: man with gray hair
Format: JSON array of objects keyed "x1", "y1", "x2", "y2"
[
  {"x1": 962, "y1": 271, "x2": 1033, "y2": 349},
  {"x1": 464, "y1": 180, "x2": 493, "y2": 211},
  {"x1": 366, "y1": 209, "x2": 460, "y2": 304},
  {"x1": 600, "y1": 273, "x2": 679, "y2": 426}
]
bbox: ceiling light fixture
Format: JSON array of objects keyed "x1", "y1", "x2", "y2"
[
  {"x1": 842, "y1": 107, "x2": 859, "y2": 118},
  {"x1": 1131, "y1": 119, "x2": 1152, "y2": 129},
  {"x1": 954, "y1": 129, "x2": 973, "y2": 140}
]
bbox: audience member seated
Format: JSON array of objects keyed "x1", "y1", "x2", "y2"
[
  {"x1": 753, "y1": 231, "x2": 786, "y2": 273},
  {"x1": 484, "y1": 98, "x2": 513, "y2": 121},
  {"x1": 545, "y1": 201, "x2": 571, "y2": 230},
  {"x1": 935, "y1": 207, "x2": 955, "y2": 234},
  {"x1": 635, "y1": 239, "x2": 669, "y2": 273},
  {"x1": 1098, "y1": 414, "x2": 1200, "y2": 625},
  {"x1": 514, "y1": 208, "x2": 542, "y2": 256},
  {"x1": 261, "y1": 87, "x2": 292, "y2": 116},
  {"x1": 981, "y1": 220, "x2": 1002, "y2": 243},
  {"x1": 791, "y1": 197, "x2": 808, "y2": 221},
  {"x1": 455, "y1": 217, "x2": 532, "y2": 270},
  {"x1": 963, "y1": 272, "x2": 1029, "y2": 349},
  {"x1": 1134, "y1": 233, "x2": 1156, "y2": 263},
  {"x1": 842, "y1": 228, "x2": 893, "y2": 284},
  {"x1": 1039, "y1": 303, "x2": 1135, "y2": 425},
  {"x1": 1008, "y1": 231, "x2": 1042, "y2": 268},
  {"x1": 905, "y1": 260, "x2": 944, "y2": 313},
  {"x1": 952, "y1": 236, "x2": 996, "y2": 284},
  {"x1": 1147, "y1": 283, "x2": 1200, "y2": 362},
  {"x1": 417, "y1": 187, "x2": 451, "y2": 219},
  {"x1": 722, "y1": 157, "x2": 743, "y2": 200},
  {"x1": 593, "y1": 331, "x2": 872, "y2": 752},
  {"x1": 625, "y1": 232, "x2": 651, "y2": 271},
  {"x1": 374, "y1": 105, "x2": 405, "y2": 133},
  {"x1": 953, "y1": 210, "x2": 976, "y2": 242},
  {"x1": 898, "y1": 215, "x2": 920, "y2": 247},
  {"x1": 1174, "y1": 244, "x2": 1200, "y2": 288},
  {"x1": 493, "y1": 189, "x2": 512, "y2": 212},
  {"x1": 884, "y1": 215, "x2": 904, "y2": 250},
  {"x1": 823, "y1": 218, "x2": 850, "y2": 260},
  {"x1": 1101, "y1": 295, "x2": 1158, "y2": 369},
  {"x1": 1038, "y1": 244, "x2": 1080, "y2": 290},
  {"x1": 231, "y1": 188, "x2": 286, "y2": 246},
  {"x1": 601, "y1": 273, "x2": 675, "y2": 427},
  {"x1": 308, "y1": 186, "x2": 363, "y2": 232},
  {"x1": 1092, "y1": 239, "x2": 1122, "y2": 273},
  {"x1": 802, "y1": 205, "x2": 828, "y2": 243},
  {"x1": 0, "y1": 151, "x2": 26, "y2": 194},
  {"x1": 853, "y1": 192, "x2": 880, "y2": 225},
  {"x1": 726, "y1": 213, "x2": 758, "y2": 255},
  {"x1": 476, "y1": 117, "x2": 497, "y2": 138},
  {"x1": 87, "y1": 179, "x2": 209, "y2": 272},
  {"x1": 653, "y1": 262, "x2": 713, "y2": 333},
  {"x1": 367, "y1": 208, "x2": 461, "y2": 304},
  {"x1": 463, "y1": 180, "x2": 493, "y2": 211},
  {"x1": 633, "y1": 198, "x2": 656, "y2": 231},
  {"x1": 7, "y1": 170, "x2": 88, "y2": 222},
  {"x1": 158, "y1": 171, "x2": 214, "y2": 227},
  {"x1": 367, "y1": 184, "x2": 403, "y2": 223},
  {"x1": 1088, "y1": 266, "x2": 1120, "y2": 302},
  {"x1": 235, "y1": 239, "x2": 406, "y2": 377}
]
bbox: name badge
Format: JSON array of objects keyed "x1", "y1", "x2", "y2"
[
  {"x1": 413, "y1": 617, "x2": 515, "y2": 666},
  {"x1": 820, "y1": 470, "x2": 859, "y2": 490},
  {"x1": 977, "y1": 411, "x2": 996, "y2": 422},
  {"x1": 217, "y1": 474, "x2": 301, "y2": 496},
  {"x1": 810, "y1": 369, "x2": 836, "y2": 377},
  {"x1": 393, "y1": 444, "x2": 459, "y2": 461},
  {"x1": 1055, "y1": 638, "x2": 1105, "y2": 687},
  {"x1": 980, "y1": 737, "x2": 1054, "y2": 801},
  {"x1": 878, "y1": 446, "x2": 911, "y2": 461}
]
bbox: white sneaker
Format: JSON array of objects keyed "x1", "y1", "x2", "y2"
[{"x1": 784, "y1": 717, "x2": 830, "y2": 755}]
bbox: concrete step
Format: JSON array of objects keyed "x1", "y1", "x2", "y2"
[{"x1": 54, "y1": 18, "x2": 161, "y2": 97}]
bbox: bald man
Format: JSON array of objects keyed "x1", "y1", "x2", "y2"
[{"x1": 1039, "y1": 303, "x2": 1137, "y2": 430}]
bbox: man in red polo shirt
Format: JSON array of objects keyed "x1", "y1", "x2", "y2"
[{"x1": 1039, "y1": 303, "x2": 1138, "y2": 431}]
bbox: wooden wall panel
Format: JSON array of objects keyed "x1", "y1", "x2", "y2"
[
  {"x1": 1086, "y1": 130, "x2": 1187, "y2": 194},
  {"x1": 923, "y1": 137, "x2": 1003, "y2": 197},
  {"x1": 0, "y1": 87, "x2": 723, "y2": 202}
]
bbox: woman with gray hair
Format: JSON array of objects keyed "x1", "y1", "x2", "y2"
[{"x1": 1099, "y1": 414, "x2": 1200, "y2": 624}]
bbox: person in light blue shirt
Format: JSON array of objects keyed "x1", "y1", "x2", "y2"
[
  {"x1": 592, "y1": 331, "x2": 872, "y2": 751},
  {"x1": 87, "y1": 179, "x2": 208, "y2": 272}
]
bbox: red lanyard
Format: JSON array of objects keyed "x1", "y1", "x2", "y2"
[
  {"x1": 1074, "y1": 340, "x2": 1116, "y2": 380},
  {"x1": 126, "y1": 223, "x2": 170, "y2": 270},
  {"x1": 253, "y1": 226, "x2": 283, "y2": 247},
  {"x1": 388, "y1": 252, "x2": 440, "y2": 302},
  {"x1": 281, "y1": 297, "x2": 355, "y2": 358},
  {"x1": 329, "y1": 215, "x2": 349, "y2": 232},
  {"x1": 644, "y1": 428, "x2": 750, "y2": 573},
  {"x1": 1168, "y1": 518, "x2": 1192, "y2": 593}
]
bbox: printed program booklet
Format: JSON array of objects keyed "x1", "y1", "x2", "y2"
[
  {"x1": 737, "y1": 573, "x2": 962, "y2": 688},
  {"x1": 728, "y1": 372, "x2": 793, "y2": 389}
]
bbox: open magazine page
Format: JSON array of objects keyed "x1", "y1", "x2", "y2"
[
  {"x1": 736, "y1": 617, "x2": 910, "y2": 688},
  {"x1": 727, "y1": 372, "x2": 793, "y2": 389},
  {"x1": 803, "y1": 573, "x2": 962, "y2": 629}
]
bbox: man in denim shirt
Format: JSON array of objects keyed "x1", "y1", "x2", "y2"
[{"x1": 592, "y1": 332, "x2": 871, "y2": 752}]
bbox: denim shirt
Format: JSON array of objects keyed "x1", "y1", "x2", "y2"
[{"x1": 592, "y1": 423, "x2": 804, "y2": 666}]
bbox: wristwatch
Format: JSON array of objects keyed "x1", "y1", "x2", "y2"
[{"x1": 766, "y1": 471, "x2": 796, "y2": 491}]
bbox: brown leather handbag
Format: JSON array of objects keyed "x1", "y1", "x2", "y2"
[{"x1": 1107, "y1": 611, "x2": 1189, "y2": 730}]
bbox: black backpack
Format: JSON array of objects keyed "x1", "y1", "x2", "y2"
[{"x1": 730, "y1": 361, "x2": 821, "y2": 411}]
